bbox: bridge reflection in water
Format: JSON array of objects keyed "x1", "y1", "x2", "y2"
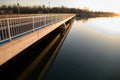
[{"x1": 0, "y1": 20, "x2": 73, "y2": 80}]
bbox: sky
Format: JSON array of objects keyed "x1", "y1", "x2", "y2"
[{"x1": 0, "y1": 0, "x2": 120, "y2": 13}]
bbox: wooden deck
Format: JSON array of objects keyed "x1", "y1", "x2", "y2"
[{"x1": 0, "y1": 14, "x2": 75, "y2": 65}]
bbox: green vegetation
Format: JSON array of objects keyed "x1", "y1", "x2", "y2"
[{"x1": 0, "y1": 5, "x2": 119, "y2": 17}]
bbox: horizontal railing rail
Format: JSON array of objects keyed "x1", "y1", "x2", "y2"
[
  {"x1": 0, "y1": 14, "x2": 72, "y2": 45},
  {"x1": 0, "y1": 14, "x2": 52, "y2": 19}
]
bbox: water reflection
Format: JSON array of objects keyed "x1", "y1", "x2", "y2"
[
  {"x1": 87, "y1": 17, "x2": 120, "y2": 35},
  {"x1": 18, "y1": 33, "x2": 62, "y2": 80},
  {"x1": 76, "y1": 16, "x2": 120, "y2": 36},
  {"x1": 76, "y1": 17, "x2": 89, "y2": 22},
  {"x1": 45, "y1": 17, "x2": 120, "y2": 80},
  {"x1": 0, "y1": 21, "x2": 73, "y2": 80}
]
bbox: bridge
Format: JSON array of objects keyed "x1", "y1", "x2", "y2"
[{"x1": 0, "y1": 14, "x2": 75, "y2": 66}]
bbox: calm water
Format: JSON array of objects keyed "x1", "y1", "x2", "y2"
[{"x1": 45, "y1": 17, "x2": 120, "y2": 80}]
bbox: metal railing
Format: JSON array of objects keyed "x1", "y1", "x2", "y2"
[
  {"x1": 0, "y1": 14, "x2": 50, "y2": 19},
  {"x1": 0, "y1": 14, "x2": 72, "y2": 44}
]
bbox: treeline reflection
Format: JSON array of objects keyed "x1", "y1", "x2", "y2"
[{"x1": 76, "y1": 14, "x2": 118, "y2": 22}]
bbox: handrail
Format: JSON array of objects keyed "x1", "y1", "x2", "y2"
[{"x1": 0, "y1": 14, "x2": 72, "y2": 45}]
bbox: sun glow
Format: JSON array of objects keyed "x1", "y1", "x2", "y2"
[
  {"x1": 84, "y1": 0, "x2": 120, "y2": 13},
  {"x1": 86, "y1": 17, "x2": 120, "y2": 35},
  {"x1": 39, "y1": 0, "x2": 120, "y2": 13}
]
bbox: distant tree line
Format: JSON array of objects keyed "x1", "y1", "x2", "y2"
[{"x1": 0, "y1": 5, "x2": 119, "y2": 17}]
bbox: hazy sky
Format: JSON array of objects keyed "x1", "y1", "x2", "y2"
[{"x1": 0, "y1": 0, "x2": 120, "y2": 13}]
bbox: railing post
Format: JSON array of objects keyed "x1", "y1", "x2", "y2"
[
  {"x1": 55, "y1": 15, "x2": 57, "y2": 22},
  {"x1": 6, "y1": 19, "x2": 12, "y2": 41},
  {"x1": 44, "y1": 16, "x2": 46, "y2": 27},
  {"x1": 32, "y1": 17, "x2": 35, "y2": 31}
]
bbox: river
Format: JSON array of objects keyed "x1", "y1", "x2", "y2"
[{"x1": 45, "y1": 17, "x2": 120, "y2": 80}]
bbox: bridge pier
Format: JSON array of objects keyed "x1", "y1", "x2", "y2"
[{"x1": 58, "y1": 23, "x2": 66, "y2": 34}]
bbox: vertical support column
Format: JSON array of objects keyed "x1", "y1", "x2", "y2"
[
  {"x1": 6, "y1": 19, "x2": 12, "y2": 41},
  {"x1": 59, "y1": 23, "x2": 66, "y2": 31},
  {"x1": 59, "y1": 23, "x2": 66, "y2": 35},
  {"x1": 63, "y1": 23, "x2": 67, "y2": 29},
  {"x1": 56, "y1": 15, "x2": 58, "y2": 22},
  {"x1": 44, "y1": 16, "x2": 46, "y2": 27}
]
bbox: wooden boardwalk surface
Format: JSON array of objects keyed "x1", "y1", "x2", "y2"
[{"x1": 0, "y1": 14, "x2": 75, "y2": 65}]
